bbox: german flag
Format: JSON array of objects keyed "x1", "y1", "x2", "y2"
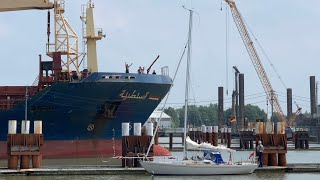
[{"x1": 229, "y1": 117, "x2": 236, "y2": 122}]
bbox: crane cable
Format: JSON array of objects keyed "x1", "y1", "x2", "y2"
[
  {"x1": 225, "y1": 1, "x2": 230, "y2": 96},
  {"x1": 240, "y1": 15, "x2": 301, "y2": 110}
]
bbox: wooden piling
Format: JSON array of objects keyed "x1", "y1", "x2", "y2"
[
  {"x1": 268, "y1": 153, "x2": 278, "y2": 166},
  {"x1": 32, "y1": 155, "x2": 42, "y2": 168},
  {"x1": 262, "y1": 153, "x2": 268, "y2": 166},
  {"x1": 154, "y1": 130, "x2": 159, "y2": 145},
  {"x1": 20, "y1": 155, "x2": 30, "y2": 169},
  {"x1": 300, "y1": 140, "x2": 304, "y2": 149},
  {"x1": 305, "y1": 140, "x2": 309, "y2": 149},
  {"x1": 250, "y1": 140, "x2": 254, "y2": 149},
  {"x1": 295, "y1": 133, "x2": 299, "y2": 149},
  {"x1": 181, "y1": 133, "x2": 185, "y2": 145},
  {"x1": 278, "y1": 153, "x2": 287, "y2": 166},
  {"x1": 221, "y1": 128, "x2": 224, "y2": 143},
  {"x1": 8, "y1": 155, "x2": 18, "y2": 170},
  {"x1": 213, "y1": 126, "x2": 218, "y2": 146},
  {"x1": 169, "y1": 133, "x2": 173, "y2": 150},
  {"x1": 208, "y1": 133, "x2": 213, "y2": 144},
  {"x1": 227, "y1": 128, "x2": 231, "y2": 148}
]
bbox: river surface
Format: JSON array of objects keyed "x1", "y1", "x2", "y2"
[
  {"x1": 0, "y1": 173, "x2": 320, "y2": 180},
  {"x1": 1, "y1": 137, "x2": 320, "y2": 179},
  {"x1": 1, "y1": 150, "x2": 320, "y2": 180}
]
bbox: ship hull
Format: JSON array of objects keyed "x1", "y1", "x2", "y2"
[{"x1": 0, "y1": 72, "x2": 172, "y2": 159}]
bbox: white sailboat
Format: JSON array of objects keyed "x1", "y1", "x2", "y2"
[{"x1": 140, "y1": 7, "x2": 257, "y2": 175}]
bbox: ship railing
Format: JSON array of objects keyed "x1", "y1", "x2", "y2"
[
  {"x1": 0, "y1": 99, "x2": 19, "y2": 110},
  {"x1": 161, "y1": 66, "x2": 169, "y2": 76},
  {"x1": 55, "y1": 0, "x2": 65, "y2": 13},
  {"x1": 46, "y1": 43, "x2": 55, "y2": 55},
  {"x1": 46, "y1": 43, "x2": 68, "y2": 55},
  {"x1": 83, "y1": 28, "x2": 105, "y2": 40}
]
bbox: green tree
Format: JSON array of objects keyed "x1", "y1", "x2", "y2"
[
  {"x1": 164, "y1": 107, "x2": 179, "y2": 128},
  {"x1": 165, "y1": 103, "x2": 267, "y2": 127},
  {"x1": 244, "y1": 104, "x2": 267, "y2": 122},
  {"x1": 224, "y1": 104, "x2": 266, "y2": 124}
]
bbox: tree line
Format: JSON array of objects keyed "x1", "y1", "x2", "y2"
[{"x1": 164, "y1": 103, "x2": 267, "y2": 128}]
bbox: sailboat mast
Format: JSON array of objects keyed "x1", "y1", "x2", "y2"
[
  {"x1": 183, "y1": 9, "x2": 193, "y2": 160},
  {"x1": 25, "y1": 86, "x2": 28, "y2": 121}
]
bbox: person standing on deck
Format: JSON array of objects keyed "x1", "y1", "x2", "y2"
[
  {"x1": 256, "y1": 140, "x2": 264, "y2": 167},
  {"x1": 125, "y1": 62, "x2": 133, "y2": 73}
]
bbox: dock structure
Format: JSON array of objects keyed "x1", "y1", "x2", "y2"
[
  {"x1": 188, "y1": 127, "x2": 202, "y2": 144},
  {"x1": 294, "y1": 128, "x2": 310, "y2": 149},
  {"x1": 187, "y1": 125, "x2": 230, "y2": 147},
  {"x1": 256, "y1": 121, "x2": 287, "y2": 166},
  {"x1": 220, "y1": 127, "x2": 232, "y2": 148},
  {"x1": 121, "y1": 122, "x2": 154, "y2": 168},
  {"x1": 7, "y1": 120, "x2": 44, "y2": 170},
  {"x1": 239, "y1": 130, "x2": 255, "y2": 150},
  {"x1": 158, "y1": 128, "x2": 184, "y2": 150}
]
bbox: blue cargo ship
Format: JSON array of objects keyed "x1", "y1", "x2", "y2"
[
  {"x1": 0, "y1": 0, "x2": 172, "y2": 158},
  {"x1": 0, "y1": 70, "x2": 172, "y2": 158}
]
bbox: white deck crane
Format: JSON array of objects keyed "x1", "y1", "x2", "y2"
[
  {"x1": 0, "y1": 0, "x2": 97, "y2": 74},
  {"x1": 225, "y1": 0, "x2": 301, "y2": 126}
]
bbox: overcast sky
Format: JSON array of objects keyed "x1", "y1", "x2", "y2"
[{"x1": 0, "y1": 0, "x2": 319, "y2": 117}]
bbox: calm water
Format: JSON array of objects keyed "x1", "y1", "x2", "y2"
[
  {"x1": 1, "y1": 173, "x2": 320, "y2": 180},
  {"x1": 1, "y1": 151, "x2": 320, "y2": 180},
  {"x1": 1, "y1": 139, "x2": 320, "y2": 179}
]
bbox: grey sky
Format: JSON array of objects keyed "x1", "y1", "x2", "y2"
[{"x1": 0, "y1": 0, "x2": 319, "y2": 117}]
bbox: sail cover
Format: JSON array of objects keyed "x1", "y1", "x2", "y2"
[{"x1": 186, "y1": 136, "x2": 235, "y2": 152}]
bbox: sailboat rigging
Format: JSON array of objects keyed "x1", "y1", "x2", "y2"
[
  {"x1": 183, "y1": 6, "x2": 193, "y2": 160},
  {"x1": 140, "y1": 6, "x2": 257, "y2": 175}
]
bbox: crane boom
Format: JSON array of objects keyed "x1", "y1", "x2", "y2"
[
  {"x1": 225, "y1": 0, "x2": 287, "y2": 123},
  {"x1": 0, "y1": 0, "x2": 53, "y2": 12},
  {"x1": 288, "y1": 107, "x2": 302, "y2": 127}
]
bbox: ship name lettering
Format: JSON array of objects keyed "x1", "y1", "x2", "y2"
[{"x1": 119, "y1": 90, "x2": 149, "y2": 100}]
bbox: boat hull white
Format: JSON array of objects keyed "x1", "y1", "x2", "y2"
[{"x1": 140, "y1": 161, "x2": 257, "y2": 175}]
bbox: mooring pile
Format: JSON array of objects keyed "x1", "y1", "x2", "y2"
[{"x1": 7, "y1": 120, "x2": 43, "y2": 169}]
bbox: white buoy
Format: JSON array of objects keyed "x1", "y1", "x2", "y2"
[
  {"x1": 8, "y1": 120, "x2": 17, "y2": 134},
  {"x1": 134, "y1": 123, "x2": 142, "y2": 136},
  {"x1": 224, "y1": 127, "x2": 228, "y2": 133},
  {"x1": 221, "y1": 128, "x2": 225, "y2": 133},
  {"x1": 207, "y1": 126, "x2": 212, "y2": 133},
  {"x1": 213, "y1": 126, "x2": 219, "y2": 133},
  {"x1": 21, "y1": 120, "x2": 30, "y2": 134},
  {"x1": 201, "y1": 125, "x2": 206, "y2": 133},
  {"x1": 34, "y1": 121, "x2": 42, "y2": 134},
  {"x1": 146, "y1": 123, "x2": 153, "y2": 136},
  {"x1": 122, "y1": 123, "x2": 130, "y2": 136}
]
